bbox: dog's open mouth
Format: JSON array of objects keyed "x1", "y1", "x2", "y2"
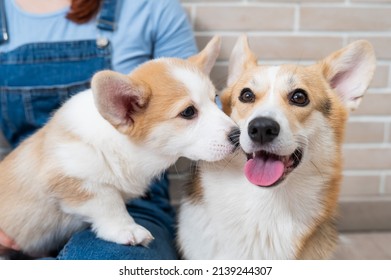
[{"x1": 244, "y1": 148, "x2": 303, "y2": 187}]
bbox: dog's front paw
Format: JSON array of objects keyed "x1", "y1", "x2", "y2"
[
  {"x1": 125, "y1": 224, "x2": 154, "y2": 246},
  {"x1": 97, "y1": 223, "x2": 154, "y2": 247}
]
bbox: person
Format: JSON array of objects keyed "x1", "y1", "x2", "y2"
[{"x1": 0, "y1": 0, "x2": 197, "y2": 259}]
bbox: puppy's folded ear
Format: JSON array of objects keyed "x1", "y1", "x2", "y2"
[
  {"x1": 320, "y1": 40, "x2": 376, "y2": 111},
  {"x1": 227, "y1": 34, "x2": 258, "y2": 87},
  {"x1": 188, "y1": 36, "x2": 221, "y2": 75},
  {"x1": 91, "y1": 70, "x2": 150, "y2": 134}
]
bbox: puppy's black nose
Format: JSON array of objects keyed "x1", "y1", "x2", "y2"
[
  {"x1": 228, "y1": 127, "x2": 241, "y2": 148},
  {"x1": 248, "y1": 117, "x2": 280, "y2": 144}
]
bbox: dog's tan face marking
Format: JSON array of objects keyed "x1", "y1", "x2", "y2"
[
  {"x1": 225, "y1": 64, "x2": 347, "y2": 187},
  {"x1": 225, "y1": 64, "x2": 337, "y2": 147},
  {"x1": 124, "y1": 60, "x2": 197, "y2": 143},
  {"x1": 223, "y1": 61, "x2": 342, "y2": 126},
  {"x1": 92, "y1": 61, "x2": 199, "y2": 144},
  {"x1": 92, "y1": 60, "x2": 214, "y2": 146}
]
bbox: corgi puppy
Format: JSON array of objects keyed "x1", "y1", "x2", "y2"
[
  {"x1": 178, "y1": 35, "x2": 376, "y2": 259},
  {"x1": 0, "y1": 36, "x2": 238, "y2": 257}
]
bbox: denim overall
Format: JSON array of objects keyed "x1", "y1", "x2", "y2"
[
  {"x1": 0, "y1": 0, "x2": 116, "y2": 147},
  {"x1": 0, "y1": 0, "x2": 177, "y2": 259}
]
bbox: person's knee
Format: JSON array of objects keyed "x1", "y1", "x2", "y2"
[{"x1": 57, "y1": 220, "x2": 178, "y2": 260}]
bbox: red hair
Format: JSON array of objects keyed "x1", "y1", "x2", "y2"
[{"x1": 66, "y1": 0, "x2": 103, "y2": 24}]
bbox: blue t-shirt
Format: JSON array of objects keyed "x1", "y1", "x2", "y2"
[{"x1": 0, "y1": 0, "x2": 198, "y2": 74}]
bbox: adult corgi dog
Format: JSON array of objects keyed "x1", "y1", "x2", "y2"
[
  {"x1": 0, "y1": 36, "x2": 238, "y2": 257},
  {"x1": 178, "y1": 35, "x2": 376, "y2": 259}
]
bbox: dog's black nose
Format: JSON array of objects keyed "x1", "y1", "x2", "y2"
[
  {"x1": 228, "y1": 127, "x2": 241, "y2": 147},
  {"x1": 248, "y1": 117, "x2": 280, "y2": 144}
]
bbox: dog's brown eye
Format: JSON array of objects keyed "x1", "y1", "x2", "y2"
[
  {"x1": 180, "y1": 106, "x2": 197, "y2": 119},
  {"x1": 289, "y1": 89, "x2": 309, "y2": 107},
  {"x1": 239, "y1": 88, "x2": 255, "y2": 103}
]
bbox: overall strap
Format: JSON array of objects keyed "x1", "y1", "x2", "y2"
[
  {"x1": 96, "y1": 0, "x2": 118, "y2": 32},
  {"x1": 0, "y1": 0, "x2": 9, "y2": 44}
]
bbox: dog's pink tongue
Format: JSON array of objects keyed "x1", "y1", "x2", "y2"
[{"x1": 244, "y1": 156, "x2": 284, "y2": 187}]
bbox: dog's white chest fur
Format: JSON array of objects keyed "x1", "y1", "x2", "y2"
[{"x1": 179, "y1": 157, "x2": 325, "y2": 259}]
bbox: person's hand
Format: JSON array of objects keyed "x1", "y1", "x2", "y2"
[{"x1": 0, "y1": 229, "x2": 20, "y2": 251}]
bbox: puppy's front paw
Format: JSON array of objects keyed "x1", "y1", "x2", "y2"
[
  {"x1": 125, "y1": 224, "x2": 154, "y2": 247},
  {"x1": 97, "y1": 223, "x2": 154, "y2": 247}
]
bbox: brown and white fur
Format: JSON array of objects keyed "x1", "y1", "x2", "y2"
[
  {"x1": 178, "y1": 35, "x2": 376, "y2": 259},
  {"x1": 0, "y1": 37, "x2": 238, "y2": 257}
]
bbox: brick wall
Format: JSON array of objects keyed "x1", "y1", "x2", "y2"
[{"x1": 181, "y1": 0, "x2": 391, "y2": 209}]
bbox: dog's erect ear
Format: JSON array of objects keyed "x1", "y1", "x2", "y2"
[
  {"x1": 91, "y1": 70, "x2": 150, "y2": 134},
  {"x1": 320, "y1": 40, "x2": 376, "y2": 111},
  {"x1": 227, "y1": 34, "x2": 258, "y2": 87},
  {"x1": 188, "y1": 36, "x2": 221, "y2": 75}
]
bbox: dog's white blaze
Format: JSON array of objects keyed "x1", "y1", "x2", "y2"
[
  {"x1": 266, "y1": 66, "x2": 280, "y2": 106},
  {"x1": 249, "y1": 66, "x2": 281, "y2": 118},
  {"x1": 170, "y1": 65, "x2": 215, "y2": 104},
  {"x1": 239, "y1": 66, "x2": 296, "y2": 156}
]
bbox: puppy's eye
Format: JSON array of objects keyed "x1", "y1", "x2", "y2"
[
  {"x1": 289, "y1": 89, "x2": 309, "y2": 107},
  {"x1": 239, "y1": 88, "x2": 255, "y2": 103},
  {"x1": 180, "y1": 106, "x2": 197, "y2": 119}
]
